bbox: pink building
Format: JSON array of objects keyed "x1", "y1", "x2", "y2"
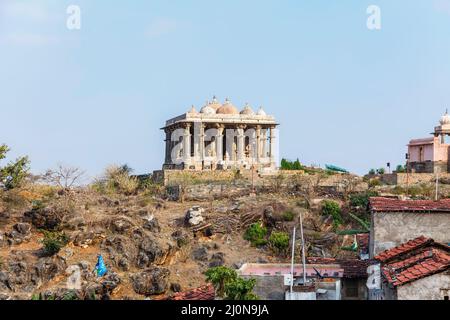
[{"x1": 407, "y1": 111, "x2": 450, "y2": 173}]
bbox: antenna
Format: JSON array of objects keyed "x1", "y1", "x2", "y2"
[
  {"x1": 299, "y1": 211, "x2": 307, "y2": 285},
  {"x1": 290, "y1": 227, "x2": 296, "y2": 294}
]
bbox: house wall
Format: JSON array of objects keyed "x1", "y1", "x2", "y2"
[
  {"x1": 408, "y1": 144, "x2": 434, "y2": 162},
  {"x1": 397, "y1": 273, "x2": 450, "y2": 300},
  {"x1": 241, "y1": 275, "x2": 286, "y2": 300},
  {"x1": 370, "y1": 212, "x2": 450, "y2": 256}
]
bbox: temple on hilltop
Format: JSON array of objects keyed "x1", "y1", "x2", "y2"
[
  {"x1": 407, "y1": 110, "x2": 450, "y2": 173},
  {"x1": 161, "y1": 96, "x2": 279, "y2": 172}
]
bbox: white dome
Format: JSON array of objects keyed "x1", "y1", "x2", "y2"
[
  {"x1": 200, "y1": 105, "x2": 216, "y2": 115},
  {"x1": 440, "y1": 110, "x2": 450, "y2": 125},
  {"x1": 256, "y1": 106, "x2": 266, "y2": 116},
  {"x1": 240, "y1": 103, "x2": 255, "y2": 115}
]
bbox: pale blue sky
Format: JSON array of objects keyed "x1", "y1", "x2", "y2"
[{"x1": 1, "y1": 0, "x2": 450, "y2": 178}]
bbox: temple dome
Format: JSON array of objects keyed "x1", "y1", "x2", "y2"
[
  {"x1": 440, "y1": 110, "x2": 450, "y2": 125},
  {"x1": 240, "y1": 103, "x2": 255, "y2": 115},
  {"x1": 217, "y1": 99, "x2": 239, "y2": 115},
  {"x1": 208, "y1": 96, "x2": 222, "y2": 110},
  {"x1": 256, "y1": 106, "x2": 266, "y2": 116},
  {"x1": 200, "y1": 104, "x2": 216, "y2": 115}
]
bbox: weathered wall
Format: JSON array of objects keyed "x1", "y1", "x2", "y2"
[
  {"x1": 242, "y1": 275, "x2": 285, "y2": 300},
  {"x1": 370, "y1": 212, "x2": 450, "y2": 256},
  {"x1": 397, "y1": 273, "x2": 450, "y2": 300}
]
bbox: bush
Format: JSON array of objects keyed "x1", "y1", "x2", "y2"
[
  {"x1": 396, "y1": 165, "x2": 406, "y2": 173},
  {"x1": 92, "y1": 165, "x2": 139, "y2": 195},
  {"x1": 41, "y1": 230, "x2": 69, "y2": 255},
  {"x1": 282, "y1": 211, "x2": 295, "y2": 221},
  {"x1": 368, "y1": 178, "x2": 381, "y2": 188},
  {"x1": 244, "y1": 223, "x2": 268, "y2": 246},
  {"x1": 376, "y1": 168, "x2": 385, "y2": 175},
  {"x1": 321, "y1": 200, "x2": 343, "y2": 227},
  {"x1": 349, "y1": 191, "x2": 378, "y2": 209},
  {"x1": 368, "y1": 169, "x2": 376, "y2": 175},
  {"x1": 269, "y1": 231, "x2": 290, "y2": 255}
]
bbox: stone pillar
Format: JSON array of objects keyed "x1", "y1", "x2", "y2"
[
  {"x1": 200, "y1": 123, "x2": 205, "y2": 161},
  {"x1": 261, "y1": 128, "x2": 267, "y2": 159},
  {"x1": 256, "y1": 125, "x2": 261, "y2": 163},
  {"x1": 237, "y1": 125, "x2": 245, "y2": 162},
  {"x1": 164, "y1": 129, "x2": 171, "y2": 164},
  {"x1": 216, "y1": 125, "x2": 224, "y2": 163},
  {"x1": 183, "y1": 123, "x2": 191, "y2": 164},
  {"x1": 193, "y1": 122, "x2": 200, "y2": 161},
  {"x1": 269, "y1": 126, "x2": 276, "y2": 164}
]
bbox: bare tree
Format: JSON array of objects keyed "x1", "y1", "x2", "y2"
[{"x1": 44, "y1": 165, "x2": 85, "y2": 189}]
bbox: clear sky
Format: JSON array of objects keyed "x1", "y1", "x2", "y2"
[{"x1": 1, "y1": 0, "x2": 450, "y2": 179}]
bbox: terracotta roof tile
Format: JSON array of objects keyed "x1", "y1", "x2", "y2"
[
  {"x1": 376, "y1": 237, "x2": 450, "y2": 287},
  {"x1": 306, "y1": 257, "x2": 373, "y2": 278},
  {"x1": 369, "y1": 197, "x2": 450, "y2": 213},
  {"x1": 167, "y1": 284, "x2": 215, "y2": 301}
]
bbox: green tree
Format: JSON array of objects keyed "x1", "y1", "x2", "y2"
[
  {"x1": 41, "y1": 230, "x2": 69, "y2": 256},
  {"x1": 205, "y1": 266, "x2": 238, "y2": 297},
  {"x1": 0, "y1": 144, "x2": 30, "y2": 190},
  {"x1": 224, "y1": 277, "x2": 259, "y2": 300}
]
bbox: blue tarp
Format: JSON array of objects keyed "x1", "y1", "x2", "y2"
[{"x1": 95, "y1": 254, "x2": 108, "y2": 277}]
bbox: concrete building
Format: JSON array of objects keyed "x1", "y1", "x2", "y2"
[
  {"x1": 238, "y1": 263, "x2": 343, "y2": 300},
  {"x1": 161, "y1": 96, "x2": 279, "y2": 172},
  {"x1": 407, "y1": 111, "x2": 450, "y2": 173},
  {"x1": 370, "y1": 236, "x2": 450, "y2": 300},
  {"x1": 369, "y1": 197, "x2": 450, "y2": 257}
]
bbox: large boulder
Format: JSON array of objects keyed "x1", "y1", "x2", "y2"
[
  {"x1": 136, "y1": 235, "x2": 173, "y2": 268},
  {"x1": 25, "y1": 207, "x2": 64, "y2": 230},
  {"x1": 185, "y1": 206, "x2": 205, "y2": 226},
  {"x1": 131, "y1": 267, "x2": 170, "y2": 296},
  {"x1": 191, "y1": 246, "x2": 208, "y2": 262}
]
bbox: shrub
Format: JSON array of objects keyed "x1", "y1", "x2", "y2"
[
  {"x1": 282, "y1": 211, "x2": 295, "y2": 221},
  {"x1": 368, "y1": 178, "x2": 381, "y2": 188},
  {"x1": 396, "y1": 165, "x2": 406, "y2": 173},
  {"x1": 321, "y1": 200, "x2": 343, "y2": 227},
  {"x1": 368, "y1": 169, "x2": 376, "y2": 175},
  {"x1": 92, "y1": 165, "x2": 139, "y2": 195},
  {"x1": 269, "y1": 231, "x2": 290, "y2": 255},
  {"x1": 244, "y1": 223, "x2": 268, "y2": 246},
  {"x1": 376, "y1": 168, "x2": 385, "y2": 175},
  {"x1": 41, "y1": 230, "x2": 69, "y2": 255},
  {"x1": 349, "y1": 191, "x2": 379, "y2": 210}
]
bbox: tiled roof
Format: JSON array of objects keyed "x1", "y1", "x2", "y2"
[
  {"x1": 167, "y1": 284, "x2": 215, "y2": 300},
  {"x1": 306, "y1": 257, "x2": 373, "y2": 278},
  {"x1": 374, "y1": 237, "x2": 450, "y2": 287},
  {"x1": 374, "y1": 236, "x2": 433, "y2": 262},
  {"x1": 369, "y1": 197, "x2": 450, "y2": 213}
]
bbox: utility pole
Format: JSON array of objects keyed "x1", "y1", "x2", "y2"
[{"x1": 290, "y1": 227, "x2": 296, "y2": 294}]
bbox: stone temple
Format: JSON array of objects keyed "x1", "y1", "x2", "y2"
[
  {"x1": 407, "y1": 111, "x2": 450, "y2": 173},
  {"x1": 161, "y1": 96, "x2": 279, "y2": 172}
]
